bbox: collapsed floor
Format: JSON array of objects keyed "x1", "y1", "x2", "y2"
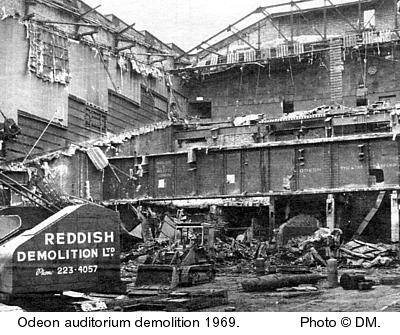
[
  {"x1": 110, "y1": 203, "x2": 400, "y2": 312},
  {"x1": 1, "y1": 190, "x2": 400, "y2": 312}
]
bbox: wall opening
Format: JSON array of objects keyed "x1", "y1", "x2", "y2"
[
  {"x1": 188, "y1": 101, "x2": 212, "y2": 119},
  {"x1": 363, "y1": 9, "x2": 375, "y2": 29},
  {"x1": 356, "y1": 97, "x2": 368, "y2": 106},
  {"x1": 369, "y1": 169, "x2": 384, "y2": 183},
  {"x1": 282, "y1": 99, "x2": 294, "y2": 114}
]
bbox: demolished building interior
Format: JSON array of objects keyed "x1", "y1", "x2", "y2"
[{"x1": 2, "y1": 0, "x2": 400, "y2": 311}]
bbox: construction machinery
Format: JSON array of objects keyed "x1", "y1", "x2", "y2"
[
  {"x1": 135, "y1": 244, "x2": 215, "y2": 289},
  {"x1": 0, "y1": 204, "x2": 121, "y2": 296},
  {"x1": 135, "y1": 222, "x2": 216, "y2": 289}
]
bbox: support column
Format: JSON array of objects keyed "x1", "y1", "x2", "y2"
[
  {"x1": 391, "y1": 191, "x2": 399, "y2": 243},
  {"x1": 326, "y1": 194, "x2": 335, "y2": 230},
  {"x1": 268, "y1": 196, "x2": 276, "y2": 241}
]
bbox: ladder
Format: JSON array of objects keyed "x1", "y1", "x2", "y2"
[{"x1": 329, "y1": 40, "x2": 344, "y2": 104}]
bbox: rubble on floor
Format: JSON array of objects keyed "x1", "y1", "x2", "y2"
[
  {"x1": 117, "y1": 207, "x2": 400, "y2": 301},
  {"x1": 340, "y1": 239, "x2": 397, "y2": 268}
]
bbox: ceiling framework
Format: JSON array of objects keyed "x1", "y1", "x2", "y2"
[{"x1": 174, "y1": 0, "x2": 394, "y2": 74}]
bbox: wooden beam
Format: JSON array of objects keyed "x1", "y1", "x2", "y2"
[
  {"x1": 90, "y1": 36, "x2": 118, "y2": 92},
  {"x1": 354, "y1": 191, "x2": 386, "y2": 237},
  {"x1": 199, "y1": 47, "x2": 224, "y2": 57},
  {"x1": 269, "y1": 196, "x2": 275, "y2": 242},
  {"x1": 36, "y1": 20, "x2": 100, "y2": 27},
  {"x1": 290, "y1": 1, "x2": 295, "y2": 43},
  {"x1": 259, "y1": 0, "x2": 374, "y2": 13},
  {"x1": 77, "y1": 4, "x2": 101, "y2": 19},
  {"x1": 326, "y1": 194, "x2": 335, "y2": 230},
  {"x1": 176, "y1": 9, "x2": 259, "y2": 61},
  {"x1": 260, "y1": 9, "x2": 290, "y2": 43},
  {"x1": 259, "y1": 0, "x2": 323, "y2": 11},
  {"x1": 293, "y1": 2, "x2": 325, "y2": 40},
  {"x1": 324, "y1": 0, "x2": 327, "y2": 39},
  {"x1": 116, "y1": 22, "x2": 136, "y2": 36},
  {"x1": 391, "y1": 191, "x2": 399, "y2": 243},
  {"x1": 325, "y1": 0, "x2": 359, "y2": 33},
  {"x1": 116, "y1": 43, "x2": 136, "y2": 53},
  {"x1": 227, "y1": 25, "x2": 259, "y2": 51},
  {"x1": 75, "y1": 29, "x2": 98, "y2": 39}
]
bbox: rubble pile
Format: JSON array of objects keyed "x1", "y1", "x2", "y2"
[
  {"x1": 271, "y1": 227, "x2": 342, "y2": 268},
  {"x1": 214, "y1": 237, "x2": 254, "y2": 262},
  {"x1": 340, "y1": 240, "x2": 397, "y2": 268}
]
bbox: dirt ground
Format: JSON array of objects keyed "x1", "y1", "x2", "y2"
[
  {"x1": 1, "y1": 267, "x2": 400, "y2": 312},
  {"x1": 177, "y1": 267, "x2": 400, "y2": 312}
]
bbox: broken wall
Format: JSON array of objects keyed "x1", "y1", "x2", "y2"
[
  {"x1": 44, "y1": 150, "x2": 103, "y2": 202},
  {"x1": 187, "y1": 42, "x2": 400, "y2": 120},
  {"x1": 0, "y1": 18, "x2": 69, "y2": 125},
  {"x1": 0, "y1": 0, "x2": 188, "y2": 160},
  {"x1": 103, "y1": 135, "x2": 400, "y2": 201},
  {"x1": 199, "y1": 1, "x2": 394, "y2": 61},
  {"x1": 186, "y1": 61, "x2": 330, "y2": 120}
]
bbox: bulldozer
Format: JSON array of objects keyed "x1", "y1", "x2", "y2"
[{"x1": 135, "y1": 222, "x2": 215, "y2": 289}]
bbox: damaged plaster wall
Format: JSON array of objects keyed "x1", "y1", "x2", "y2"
[
  {"x1": 0, "y1": 18, "x2": 69, "y2": 125},
  {"x1": 0, "y1": 0, "x2": 189, "y2": 160},
  {"x1": 38, "y1": 149, "x2": 103, "y2": 202}
]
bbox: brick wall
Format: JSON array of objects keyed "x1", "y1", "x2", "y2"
[
  {"x1": 188, "y1": 41, "x2": 400, "y2": 120},
  {"x1": 187, "y1": 60, "x2": 331, "y2": 120}
]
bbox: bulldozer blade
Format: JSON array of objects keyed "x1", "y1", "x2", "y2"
[{"x1": 135, "y1": 265, "x2": 179, "y2": 289}]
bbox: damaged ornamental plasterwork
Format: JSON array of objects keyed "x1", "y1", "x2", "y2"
[{"x1": 26, "y1": 22, "x2": 71, "y2": 85}]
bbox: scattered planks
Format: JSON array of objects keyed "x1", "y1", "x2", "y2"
[{"x1": 106, "y1": 289, "x2": 228, "y2": 312}]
